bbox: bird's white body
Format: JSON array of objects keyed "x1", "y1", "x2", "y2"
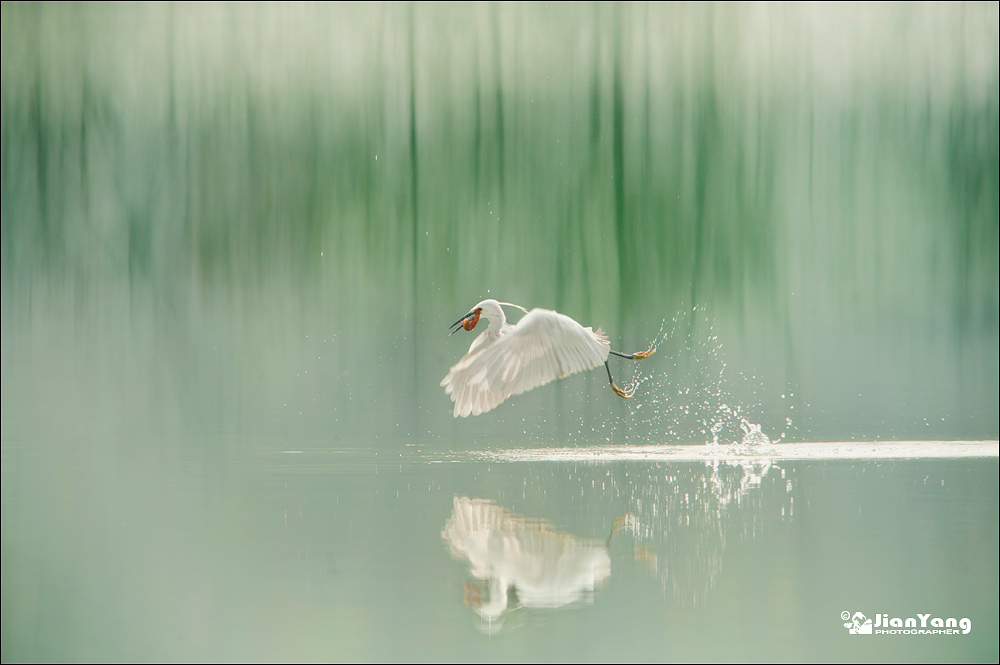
[{"x1": 441, "y1": 300, "x2": 610, "y2": 417}]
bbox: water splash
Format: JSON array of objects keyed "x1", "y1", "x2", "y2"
[
  {"x1": 740, "y1": 419, "x2": 771, "y2": 446},
  {"x1": 615, "y1": 305, "x2": 793, "y2": 446}
]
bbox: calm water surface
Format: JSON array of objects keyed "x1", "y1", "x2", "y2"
[{"x1": 3, "y1": 439, "x2": 996, "y2": 662}]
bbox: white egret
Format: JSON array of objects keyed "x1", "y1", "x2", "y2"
[{"x1": 441, "y1": 299, "x2": 654, "y2": 417}]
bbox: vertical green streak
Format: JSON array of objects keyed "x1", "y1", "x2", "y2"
[
  {"x1": 472, "y1": 76, "x2": 482, "y2": 202},
  {"x1": 612, "y1": 4, "x2": 626, "y2": 327},
  {"x1": 33, "y1": 40, "x2": 49, "y2": 272},
  {"x1": 492, "y1": 4, "x2": 505, "y2": 207},
  {"x1": 409, "y1": 3, "x2": 420, "y2": 423}
]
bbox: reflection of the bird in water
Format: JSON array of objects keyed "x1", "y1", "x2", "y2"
[
  {"x1": 442, "y1": 496, "x2": 613, "y2": 632},
  {"x1": 442, "y1": 459, "x2": 793, "y2": 625},
  {"x1": 614, "y1": 458, "x2": 792, "y2": 605}
]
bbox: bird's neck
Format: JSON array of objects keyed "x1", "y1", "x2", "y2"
[{"x1": 485, "y1": 311, "x2": 506, "y2": 339}]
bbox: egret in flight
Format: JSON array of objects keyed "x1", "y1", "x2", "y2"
[{"x1": 441, "y1": 299, "x2": 654, "y2": 417}]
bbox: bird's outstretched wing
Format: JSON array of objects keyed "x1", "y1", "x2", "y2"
[{"x1": 441, "y1": 308, "x2": 610, "y2": 417}]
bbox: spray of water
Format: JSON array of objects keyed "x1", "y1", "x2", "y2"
[{"x1": 593, "y1": 305, "x2": 796, "y2": 446}]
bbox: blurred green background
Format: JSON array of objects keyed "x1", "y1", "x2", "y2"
[
  {"x1": 2, "y1": 4, "x2": 998, "y2": 663},
  {"x1": 2, "y1": 2, "x2": 997, "y2": 445}
]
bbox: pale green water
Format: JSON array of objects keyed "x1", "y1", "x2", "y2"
[
  {"x1": 2, "y1": 3, "x2": 998, "y2": 662},
  {"x1": 2, "y1": 441, "x2": 997, "y2": 661}
]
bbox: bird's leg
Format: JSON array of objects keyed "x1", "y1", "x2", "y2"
[
  {"x1": 609, "y1": 346, "x2": 656, "y2": 360},
  {"x1": 606, "y1": 361, "x2": 636, "y2": 399},
  {"x1": 606, "y1": 345, "x2": 653, "y2": 398}
]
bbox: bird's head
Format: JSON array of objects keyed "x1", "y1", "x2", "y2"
[
  {"x1": 449, "y1": 306, "x2": 483, "y2": 335},
  {"x1": 449, "y1": 299, "x2": 514, "y2": 335},
  {"x1": 449, "y1": 300, "x2": 527, "y2": 335}
]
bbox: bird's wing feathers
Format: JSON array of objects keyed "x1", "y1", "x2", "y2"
[{"x1": 441, "y1": 308, "x2": 611, "y2": 417}]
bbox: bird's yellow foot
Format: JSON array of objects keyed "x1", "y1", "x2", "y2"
[
  {"x1": 611, "y1": 381, "x2": 636, "y2": 399},
  {"x1": 631, "y1": 346, "x2": 656, "y2": 360}
]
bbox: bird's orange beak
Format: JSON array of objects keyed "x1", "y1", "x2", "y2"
[{"x1": 449, "y1": 308, "x2": 482, "y2": 335}]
